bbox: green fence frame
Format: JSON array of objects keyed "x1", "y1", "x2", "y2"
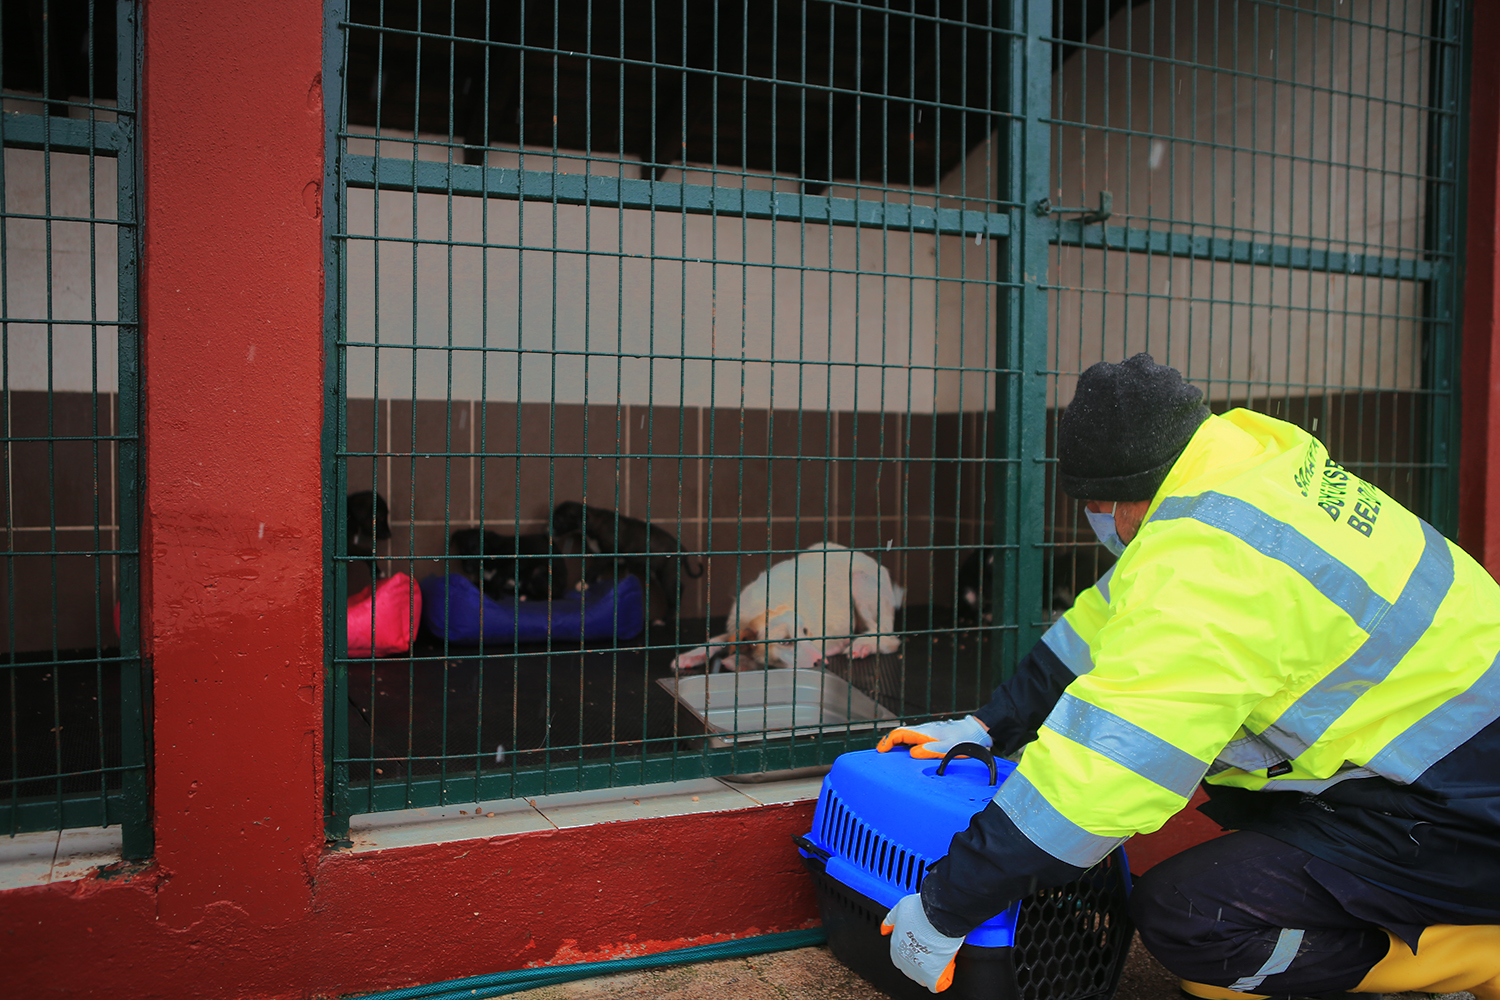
[{"x1": 0, "y1": 0, "x2": 149, "y2": 856}]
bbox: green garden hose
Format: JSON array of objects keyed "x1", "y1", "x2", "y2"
[{"x1": 351, "y1": 927, "x2": 828, "y2": 1000}]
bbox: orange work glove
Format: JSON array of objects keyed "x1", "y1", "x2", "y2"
[{"x1": 875, "y1": 716, "x2": 991, "y2": 759}]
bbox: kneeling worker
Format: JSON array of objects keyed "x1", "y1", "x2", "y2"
[{"x1": 878, "y1": 354, "x2": 1500, "y2": 997}]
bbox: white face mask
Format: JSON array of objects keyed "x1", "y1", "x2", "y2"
[{"x1": 1085, "y1": 502, "x2": 1128, "y2": 557}]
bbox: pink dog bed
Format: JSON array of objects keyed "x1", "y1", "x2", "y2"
[{"x1": 346, "y1": 572, "x2": 422, "y2": 657}]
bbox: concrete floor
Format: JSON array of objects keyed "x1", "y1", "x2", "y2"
[{"x1": 507, "y1": 933, "x2": 1183, "y2": 1000}]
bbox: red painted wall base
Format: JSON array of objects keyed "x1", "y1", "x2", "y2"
[
  {"x1": 1123, "y1": 788, "x2": 1224, "y2": 875},
  {"x1": 2, "y1": 790, "x2": 1223, "y2": 1000},
  {"x1": 3, "y1": 802, "x2": 821, "y2": 1000}
]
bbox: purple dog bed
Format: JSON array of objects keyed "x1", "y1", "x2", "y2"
[{"x1": 419, "y1": 572, "x2": 644, "y2": 645}]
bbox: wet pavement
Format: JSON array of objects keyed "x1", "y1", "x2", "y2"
[
  {"x1": 505, "y1": 933, "x2": 1182, "y2": 1000},
  {"x1": 502, "y1": 936, "x2": 1474, "y2": 1000}
]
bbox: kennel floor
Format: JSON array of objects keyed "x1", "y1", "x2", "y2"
[{"x1": 340, "y1": 605, "x2": 1000, "y2": 793}]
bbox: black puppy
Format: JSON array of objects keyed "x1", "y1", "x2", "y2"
[
  {"x1": 450, "y1": 527, "x2": 566, "y2": 602},
  {"x1": 956, "y1": 547, "x2": 1113, "y2": 623},
  {"x1": 551, "y1": 501, "x2": 702, "y2": 619},
  {"x1": 955, "y1": 548, "x2": 995, "y2": 622},
  {"x1": 347, "y1": 490, "x2": 391, "y2": 580}
]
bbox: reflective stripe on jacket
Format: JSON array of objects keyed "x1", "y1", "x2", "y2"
[{"x1": 1003, "y1": 409, "x2": 1500, "y2": 870}]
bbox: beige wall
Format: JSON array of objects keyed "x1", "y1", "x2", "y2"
[
  {"x1": 1, "y1": 106, "x2": 125, "y2": 652},
  {"x1": 341, "y1": 0, "x2": 1435, "y2": 418},
  {"x1": 8, "y1": 1, "x2": 1433, "y2": 418},
  {"x1": 934, "y1": 133, "x2": 1003, "y2": 416},
  {"x1": 1048, "y1": 0, "x2": 1428, "y2": 404},
  {"x1": 3, "y1": 144, "x2": 120, "y2": 394},
  {"x1": 345, "y1": 133, "x2": 964, "y2": 412}
]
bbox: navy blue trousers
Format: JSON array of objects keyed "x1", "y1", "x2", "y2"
[{"x1": 1129, "y1": 831, "x2": 1482, "y2": 995}]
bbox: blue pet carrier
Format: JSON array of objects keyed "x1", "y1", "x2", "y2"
[{"x1": 796, "y1": 744, "x2": 1132, "y2": 1000}]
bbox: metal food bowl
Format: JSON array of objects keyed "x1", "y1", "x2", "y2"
[{"x1": 657, "y1": 667, "x2": 896, "y2": 749}]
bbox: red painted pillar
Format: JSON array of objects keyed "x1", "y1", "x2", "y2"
[
  {"x1": 1460, "y1": 0, "x2": 1500, "y2": 575},
  {"x1": 141, "y1": 0, "x2": 326, "y2": 925}
]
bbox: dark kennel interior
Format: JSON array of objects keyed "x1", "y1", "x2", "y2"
[{"x1": 337, "y1": 605, "x2": 1000, "y2": 812}]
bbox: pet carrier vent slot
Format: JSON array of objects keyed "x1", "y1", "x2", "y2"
[{"x1": 816, "y1": 785, "x2": 943, "y2": 896}]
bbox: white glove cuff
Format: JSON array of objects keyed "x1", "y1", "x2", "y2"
[{"x1": 957, "y1": 716, "x2": 993, "y2": 748}]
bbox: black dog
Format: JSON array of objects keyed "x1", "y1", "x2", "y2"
[
  {"x1": 551, "y1": 501, "x2": 702, "y2": 619},
  {"x1": 449, "y1": 527, "x2": 566, "y2": 603},
  {"x1": 955, "y1": 548, "x2": 995, "y2": 622},
  {"x1": 956, "y1": 547, "x2": 1113, "y2": 623},
  {"x1": 347, "y1": 490, "x2": 391, "y2": 579}
]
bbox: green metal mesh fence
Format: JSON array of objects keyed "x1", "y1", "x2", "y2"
[
  {"x1": 324, "y1": 0, "x2": 1469, "y2": 833},
  {"x1": 0, "y1": 0, "x2": 147, "y2": 853}
]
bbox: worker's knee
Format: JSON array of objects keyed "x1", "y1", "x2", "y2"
[
  {"x1": 1127, "y1": 854, "x2": 1204, "y2": 959},
  {"x1": 1126, "y1": 832, "x2": 1315, "y2": 963},
  {"x1": 1125, "y1": 834, "x2": 1391, "y2": 992}
]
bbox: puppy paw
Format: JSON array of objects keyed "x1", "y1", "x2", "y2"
[{"x1": 670, "y1": 646, "x2": 710, "y2": 672}]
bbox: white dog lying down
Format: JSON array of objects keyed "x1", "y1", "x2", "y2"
[{"x1": 670, "y1": 542, "x2": 904, "y2": 672}]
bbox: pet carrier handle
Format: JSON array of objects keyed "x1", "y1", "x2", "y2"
[
  {"x1": 936, "y1": 742, "x2": 998, "y2": 785},
  {"x1": 792, "y1": 834, "x2": 831, "y2": 862}
]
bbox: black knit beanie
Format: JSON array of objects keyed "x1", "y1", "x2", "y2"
[{"x1": 1057, "y1": 353, "x2": 1210, "y2": 501}]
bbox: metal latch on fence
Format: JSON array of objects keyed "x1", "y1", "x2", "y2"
[{"x1": 1035, "y1": 189, "x2": 1112, "y2": 224}]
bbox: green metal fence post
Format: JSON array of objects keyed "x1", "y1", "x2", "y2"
[
  {"x1": 1423, "y1": 0, "x2": 1468, "y2": 537},
  {"x1": 114, "y1": 0, "x2": 150, "y2": 860},
  {"x1": 991, "y1": 0, "x2": 1052, "y2": 689},
  {"x1": 324, "y1": 0, "x2": 353, "y2": 844}
]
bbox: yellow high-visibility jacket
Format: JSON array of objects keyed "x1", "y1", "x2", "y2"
[
  {"x1": 925, "y1": 409, "x2": 1500, "y2": 936},
  {"x1": 1012, "y1": 408, "x2": 1500, "y2": 860}
]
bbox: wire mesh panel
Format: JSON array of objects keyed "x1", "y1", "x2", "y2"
[
  {"x1": 323, "y1": 0, "x2": 1469, "y2": 831},
  {"x1": 0, "y1": 1, "x2": 147, "y2": 852},
  {"x1": 1042, "y1": 0, "x2": 1467, "y2": 580},
  {"x1": 324, "y1": 0, "x2": 1059, "y2": 830}
]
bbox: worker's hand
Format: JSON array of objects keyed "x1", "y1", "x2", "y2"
[
  {"x1": 881, "y1": 894, "x2": 963, "y2": 993},
  {"x1": 875, "y1": 715, "x2": 991, "y2": 759}
]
